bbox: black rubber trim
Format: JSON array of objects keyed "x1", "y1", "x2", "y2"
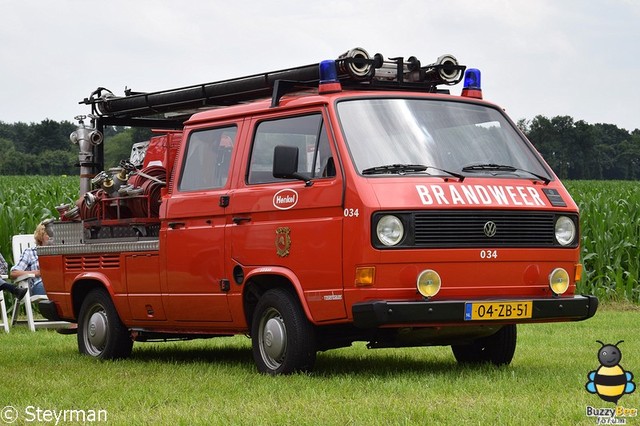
[{"x1": 38, "y1": 300, "x2": 63, "y2": 321}]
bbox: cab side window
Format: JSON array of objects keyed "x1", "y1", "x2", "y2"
[
  {"x1": 179, "y1": 126, "x2": 237, "y2": 191},
  {"x1": 248, "y1": 114, "x2": 335, "y2": 184}
]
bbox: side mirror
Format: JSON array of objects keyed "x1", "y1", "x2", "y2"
[{"x1": 273, "y1": 145, "x2": 312, "y2": 186}]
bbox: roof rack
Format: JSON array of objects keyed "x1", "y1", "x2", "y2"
[{"x1": 81, "y1": 47, "x2": 465, "y2": 128}]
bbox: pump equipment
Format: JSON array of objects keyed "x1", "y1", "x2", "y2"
[{"x1": 69, "y1": 115, "x2": 103, "y2": 195}]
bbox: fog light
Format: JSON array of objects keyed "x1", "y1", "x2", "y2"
[
  {"x1": 549, "y1": 268, "x2": 570, "y2": 295},
  {"x1": 417, "y1": 269, "x2": 441, "y2": 298}
]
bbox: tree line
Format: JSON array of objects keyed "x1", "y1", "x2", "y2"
[
  {"x1": 0, "y1": 120, "x2": 150, "y2": 175},
  {"x1": 1, "y1": 116, "x2": 638, "y2": 179},
  {"x1": 518, "y1": 116, "x2": 640, "y2": 180}
]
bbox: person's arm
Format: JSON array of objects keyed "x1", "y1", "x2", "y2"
[
  {"x1": 10, "y1": 268, "x2": 39, "y2": 279},
  {"x1": 9, "y1": 248, "x2": 38, "y2": 279}
]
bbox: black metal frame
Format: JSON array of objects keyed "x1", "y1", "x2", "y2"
[{"x1": 84, "y1": 56, "x2": 465, "y2": 126}]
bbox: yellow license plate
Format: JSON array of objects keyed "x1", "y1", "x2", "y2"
[{"x1": 464, "y1": 301, "x2": 533, "y2": 321}]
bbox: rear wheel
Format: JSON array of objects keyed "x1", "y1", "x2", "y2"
[
  {"x1": 451, "y1": 324, "x2": 517, "y2": 366},
  {"x1": 77, "y1": 288, "x2": 133, "y2": 359},
  {"x1": 251, "y1": 288, "x2": 316, "y2": 375}
]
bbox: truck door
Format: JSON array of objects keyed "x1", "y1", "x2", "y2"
[
  {"x1": 230, "y1": 112, "x2": 346, "y2": 322},
  {"x1": 162, "y1": 125, "x2": 238, "y2": 322}
]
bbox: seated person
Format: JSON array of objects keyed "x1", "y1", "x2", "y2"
[
  {"x1": 0, "y1": 252, "x2": 6, "y2": 276},
  {"x1": 0, "y1": 278, "x2": 28, "y2": 301},
  {"x1": 10, "y1": 223, "x2": 49, "y2": 296},
  {"x1": 0, "y1": 253, "x2": 28, "y2": 300}
]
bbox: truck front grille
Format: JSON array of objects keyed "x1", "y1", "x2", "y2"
[
  {"x1": 371, "y1": 210, "x2": 578, "y2": 249},
  {"x1": 413, "y1": 210, "x2": 556, "y2": 247}
]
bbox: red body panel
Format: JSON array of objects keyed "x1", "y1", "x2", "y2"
[{"x1": 39, "y1": 90, "x2": 594, "y2": 338}]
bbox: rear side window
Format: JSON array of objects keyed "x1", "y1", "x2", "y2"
[
  {"x1": 179, "y1": 126, "x2": 237, "y2": 191},
  {"x1": 248, "y1": 114, "x2": 335, "y2": 184}
]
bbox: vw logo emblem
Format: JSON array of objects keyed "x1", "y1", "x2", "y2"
[{"x1": 483, "y1": 221, "x2": 497, "y2": 237}]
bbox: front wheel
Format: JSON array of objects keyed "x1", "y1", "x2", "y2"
[
  {"x1": 77, "y1": 288, "x2": 133, "y2": 360},
  {"x1": 251, "y1": 288, "x2": 316, "y2": 375},
  {"x1": 451, "y1": 324, "x2": 517, "y2": 366}
]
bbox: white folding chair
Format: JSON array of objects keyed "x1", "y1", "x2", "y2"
[
  {"x1": 1, "y1": 267, "x2": 10, "y2": 332},
  {"x1": 0, "y1": 291, "x2": 9, "y2": 333},
  {"x1": 10, "y1": 234, "x2": 70, "y2": 331}
]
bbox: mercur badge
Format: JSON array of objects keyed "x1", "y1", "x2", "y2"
[{"x1": 585, "y1": 340, "x2": 637, "y2": 424}]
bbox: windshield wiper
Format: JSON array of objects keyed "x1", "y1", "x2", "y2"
[
  {"x1": 362, "y1": 164, "x2": 427, "y2": 175},
  {"x1": 461, "y1": 163, "x2": 550, "y2": 184},
  {"x1": 362, "y1": 164, "x2": 464, "y2": 181}
]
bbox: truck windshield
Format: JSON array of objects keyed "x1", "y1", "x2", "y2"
[{"x1": 337, "y1": 98, "x2": 551, "y2": 181}]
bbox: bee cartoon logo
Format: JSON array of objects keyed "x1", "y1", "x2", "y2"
[{"x1": 586, "y1": 340, "x2": 636, "y2": 404}]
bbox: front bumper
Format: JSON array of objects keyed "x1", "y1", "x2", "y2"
[{"x1": 352, "y1": 295, "x2": 598, "y2": 328}]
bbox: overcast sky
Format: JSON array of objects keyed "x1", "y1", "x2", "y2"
[{"x1": 1, "y1": 0, "x2": 638, "y2": 131}]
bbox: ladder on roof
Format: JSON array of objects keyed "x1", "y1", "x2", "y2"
[{"x1": 82, "y1": 47, "x2": 464, "y2": 129}]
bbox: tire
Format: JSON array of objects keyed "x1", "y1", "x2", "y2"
[
  {"x1": 451, "y1": 324, "x2": 517, "y2": 366},
  {"x1": 251, "y1": 288, "x2": 316, "y2": 375},
  {"x1": 77, "y1": 288, "x2": 133, "y2": 360}
]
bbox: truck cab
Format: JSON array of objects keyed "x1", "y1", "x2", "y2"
[{"x1": 37, "y1": 48, "x2": 597, "y2": 374}]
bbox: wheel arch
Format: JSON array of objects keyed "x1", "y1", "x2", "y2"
[
  {"x1": 70, "y1": 274, "x2": 114, "y2": 320},
  {"x1": 242, "y1": 267, "x2": 312, "y2": 330}
]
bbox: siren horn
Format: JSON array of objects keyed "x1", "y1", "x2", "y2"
[
  {"x1": 422, "y1": 54, "x2": 464, "y2": 85},
  {"x1": 337, "y1": 47, "x2": 374, "y2": 80}
]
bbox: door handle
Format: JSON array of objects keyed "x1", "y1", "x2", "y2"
[
  {"x1": 232, "y1": 217, "x2": 251, "y2": 224},
  {"x1": 168, "y1": 221, "x2": 186, "y2": 229}
]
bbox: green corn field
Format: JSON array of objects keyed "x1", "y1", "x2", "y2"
[
  {"x1": 0, "y1": 175, "x2": 79, "y2": 264},
  {"x1": 0, "y1": 176, "x2": 638, "y2": 303},
  {"x1": 565, "y1": 180, "x2": 640, "y2": 303}
]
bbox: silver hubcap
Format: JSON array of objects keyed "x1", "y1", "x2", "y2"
[
  {"x1": 87, "y1": 309, "x2": 108, "y2": 352},
  {"x1": 259, "y1": 308, "x2": 287, "y2": 369},
  {"x1": 264, "y1": 317, "x2": 286, "y2": 359}
]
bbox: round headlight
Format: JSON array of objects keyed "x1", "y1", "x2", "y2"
[
  {"x1": 549, "y1": 268, "x2": 570, "y2": 295},
  {"x1": 555, "y1": 216, "x2": 576, "y2": 246},
  {"x1": 417, "y1": 269, "x2": 441, "y2": 298},
  {"x1": 376, "y1": 215, "x2": 404, "y2": 246}
]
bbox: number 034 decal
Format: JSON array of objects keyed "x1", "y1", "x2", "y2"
[
  {"x1": 343, "y1": 208, "x2": 359, "y2": 217},
  {"x1": 480, "y1": 249, "x2": 498, "y2": 259}
]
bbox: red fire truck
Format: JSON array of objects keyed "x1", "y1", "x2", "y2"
[{"x1": 38, "y1": 47, "x2": 598, "y2": 374}]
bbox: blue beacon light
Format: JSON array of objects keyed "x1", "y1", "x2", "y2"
[
  {"x1": 461, "y1": 68, "x2": 482, "y2": 99},
  {"x1": 319, "y1": 60, "x2": 342, "y2": 94}
]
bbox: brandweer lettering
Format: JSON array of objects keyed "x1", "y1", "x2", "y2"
[{"x1": 416, "y1": 184, "x2": 546, "y2": 207}]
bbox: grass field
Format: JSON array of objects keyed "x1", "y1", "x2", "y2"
[{"x1": 1, "y1": 304, "x2": 638, "y2": 425}]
